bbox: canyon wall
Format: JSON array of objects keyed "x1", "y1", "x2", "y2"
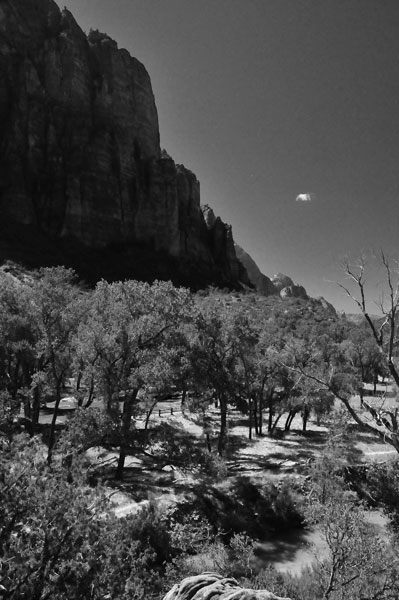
[{"x1": 0, "y1": 0, "x2": 249, "y2": 288}]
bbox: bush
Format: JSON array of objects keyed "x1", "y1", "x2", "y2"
[
  {"x1": 172, "y1": 476, "x2": 305, "y2": 542},
  {"x1": 146, "y1": 423, "x2": 227, "y2": 478}
]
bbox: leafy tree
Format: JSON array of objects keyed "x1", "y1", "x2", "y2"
[
  {"x1": 0, "y1": 435, "x2": 194, "y2": 600},
  {"x1": 76, "y1": 279, "x2": 192, "y2": 479},
  {"x1": 0, "y1": 435, "x2": 108, "y2": 600},
  {"x1": 191, "y1": 298, "x2": 241, "y2": 455},
  {"x1": 347, "y1": 321, "x2": 386, "y2": 402},
  {"x1": 0, "y1": 273, "x2": 36, "y2": 432},
  {"x1": 304, "y1": 421, "x2": 399, "y2": 600},
  {"x1": 26, "y1": 268, "x2": 84, "y2": 462}
]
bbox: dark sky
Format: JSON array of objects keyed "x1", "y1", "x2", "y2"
[{"x1": 57, "y1": 0, "x2": 399, "y2": 312}]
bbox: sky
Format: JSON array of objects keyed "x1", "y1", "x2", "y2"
[{"x1": 56, "y1": 0, "x2": 399, "y2": 313}]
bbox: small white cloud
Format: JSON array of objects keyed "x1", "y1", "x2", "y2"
[
  {"x1": 295, "y1": 193, "x2": 316, "y2": 202},
  {"x1": 296, "y1": 193, "x2": 315, "y2": 202}
]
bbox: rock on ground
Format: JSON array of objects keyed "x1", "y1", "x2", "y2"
[{"x1": 162, "y1": 573, "x2": 291, "y2": 600}]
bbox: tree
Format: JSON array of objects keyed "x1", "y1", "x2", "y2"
[
  {"x1": 332, "y1": 254, "x2": 399, "y2": 452},
  {"x1": 304, "y1": 422, "x2": 399, "y2": 600},
  {"x1": 26, "y1": 268, "x2": 84, "y2": 463},
  {"x1": 346, "y1": 321, "x2": 386, "y2": 402},
  {"x1": 0, "y1": 435, "x2": 108, "y2": 600},
  {"x1": 76, "y1": 279, "x2": 192, "y2": 479},
  {"x1": 0, "y1": 434, "x2": 179, "y2": 600},
  {"x1": 0, "y1": 273, "x2": 36, "y2": 432},
  {"x1": 191, "y1": 298, "x2": 241, "y2": 456},
  {"x1": 232, "y1": 309, "x2": 283, "y2": 438}
]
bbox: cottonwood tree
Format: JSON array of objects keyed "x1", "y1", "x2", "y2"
[
  {"x1": 76, "y1": 279, "x2": 192, "y2": 479},
  {"x1": 191, "y1": 298, "x2": 241, "y2": 456},
  {"x1": 26, "y1": 268, "x2": 84, "y2": 462},
  {"x1": 346, "y1": 321, "x2": 386, "y2": 402},
  {"x1": 0, "y1": 273, "x2": 36, "y2": 433},
  {"x1": 230, "y1": 308, "x2": 290, "y2": 438}
]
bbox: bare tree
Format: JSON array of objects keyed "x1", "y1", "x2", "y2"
[{"x1": 330, "y1": 253, "x2": 399, "y2": 450}]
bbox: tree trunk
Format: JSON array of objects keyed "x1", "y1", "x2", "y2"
[
  {"x1": 32, "y1": 386, "x2": 41, "y2": 426},
  {"x1": 181, "y1": 384, "x2": 187, "y2": 415},
  {"x1": 217, "y1": 393, "x2": 228, "y2": 456},
  {"x1": 47, "y1": 383, "x2": 62, "y2": 465},
  {"x1": 23, "y1": 401, "x2": 34, "y2": 436},
  {"x1": 285, "y1": 409, "x2": 296, "y2": 431},
  {"x1": 144, "y1": 399, "x2": 157, "y2": 442},
  {"x1": 270, "y1": 412, "x2": 284, "y2": 434},
  {"x1": 268, "y1": 404, "x2": 274, "y2": 432},
  {"x1": 359, "y1": 385, "x2": 364, "y2": 407},
  {"x1": 116, "y1": 389, "x2": 138, "y2": 480},
  {"x1": 302, "y1": 406, "x2": 310, "y2": 432},
  {"x1": 248, "y1": 397, "x2": 252, "y2": 440},
  {"x1": 84, "y1": 375, "x2": 95, "y2": 408},
  {"x1": 253, "y1": 397, "x2": 259, "y2": 436}
]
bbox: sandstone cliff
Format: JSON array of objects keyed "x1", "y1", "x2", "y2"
[
  {"x1": 234, "y1": 243, "x2": 278, "y2": 295},
  {"x1": 0, "y1": 0, "x2": 248, "y2": 288}
]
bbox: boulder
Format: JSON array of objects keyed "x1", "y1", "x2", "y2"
[
  {"x1": 279, "y1": 285, "x2": 308, "y2": 300},
  {"x1": 163, "y1": 573, "x2": 292, "y2": 600}
]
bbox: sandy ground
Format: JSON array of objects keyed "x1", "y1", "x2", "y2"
[
  {"x1": 76, "y1": 396, "x2": 397, "y2": 520},
  {"x1": 40, "y1": 391, "x2": 396, "y2": 573}
]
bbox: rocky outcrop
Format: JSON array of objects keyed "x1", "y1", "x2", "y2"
[
  {"x1": 203, "y1": 207, "x2": 250, "y2": 285},
  {"x1": 272, "y1": 274, "x2": 308, "y2": 300},
  {"x1": 314, "y1": 296, "x2": 337, "y2": 316},
  {"x1": 271, "y1": 273, "x2": 295, "y2": 292},
  {"x1": 0, "y1": 0, "x2": 246, "y2": 289},
  {"x1": 163, "y1": 573, "x2": 291, "y2": 600},
  {"x1": 279, "y1": 285, "x2": 308, "y2": 300},
  {"x1": 232, "y1": 250, "x2": 308, "y2": 300},
  {"x1": 234, "y1": 244, "x2": 277, "y2": 295}
]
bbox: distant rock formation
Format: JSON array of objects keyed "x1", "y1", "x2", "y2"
[
  {"x1": 271, "y1": 273, "x2": 295, "y2": 292},
  {"x1": 234, "y1": 248, "x2": 309, "y2": 301},
  {"x1": 272, "y1": 273, "x2": 308, "y2": 300},
  {"x1": 234, "y1": 244, "x2": 277, "y2": 295},
  {"x1": 0, "y1": 0, "x2": 248, "y2": 289},
  {"x1": 163, "y1": 573, "x2": 291, "y2": 600}
]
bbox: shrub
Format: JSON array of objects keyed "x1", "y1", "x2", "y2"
[{"x1": 146, "y1": 423, "x2": 227, "y2": 478}]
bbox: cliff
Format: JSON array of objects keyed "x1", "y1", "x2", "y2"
[
  {"x1": 234, "y1": 243, "x2": 278, "y2": 295},
  {"x1": 0, "y1": 0, "x2": 248, "y2": 288}
]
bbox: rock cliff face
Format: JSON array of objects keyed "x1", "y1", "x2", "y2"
[
  {"x1": 0, "y1": 0, "x2": 247, "y2": 288},
  {"x1": 234, "y1": 243, "x2": 278, "y2": 295}
]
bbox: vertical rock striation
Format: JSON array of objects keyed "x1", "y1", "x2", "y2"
[{"x1": 0, "y1": 0, "x2": 248, "y2": 288}]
